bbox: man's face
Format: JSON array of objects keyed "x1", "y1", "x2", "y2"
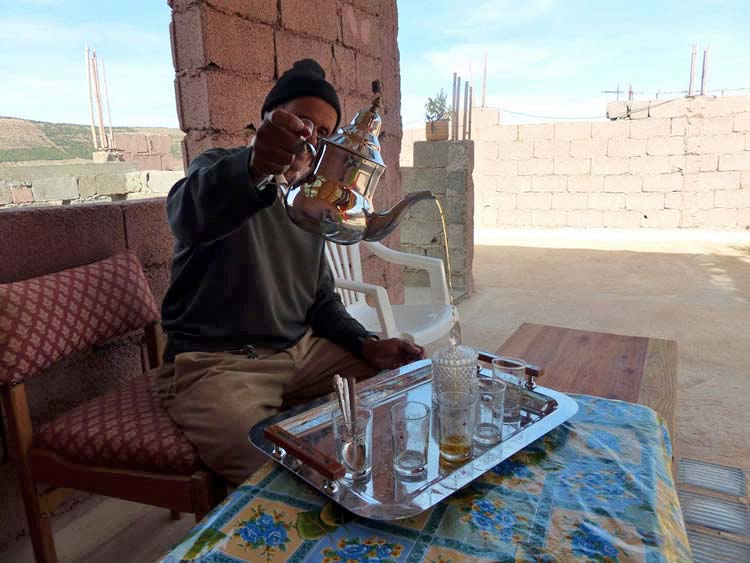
[{"x1": 279, "y1": 96, "x2": 338, "y2": 183}]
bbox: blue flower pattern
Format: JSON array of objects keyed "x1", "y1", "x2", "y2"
[
  {"x1": 490, "y1": 459, "x2": 533, "y2": 479},
  {"x1": 465, "y1": 497, "x2": 518, "y2": 543},
  {"x1": 570, "y1": 520, "x2": 619, "y2": 561}
]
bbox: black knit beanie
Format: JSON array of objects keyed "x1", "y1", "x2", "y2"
[{"x1": 261, "y1": 59, "x2": 341, "y2": 130}]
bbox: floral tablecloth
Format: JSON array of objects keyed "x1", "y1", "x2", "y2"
[{"x1": 159, "y1": 395, "x2": 691, "y2": 562}]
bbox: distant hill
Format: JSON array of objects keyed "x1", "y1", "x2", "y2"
[{"x1": 0, "y1": 117, "x2": 184, "y2": 163}]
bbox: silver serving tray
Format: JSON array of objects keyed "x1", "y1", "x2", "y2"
[{"x1": 249, "y1": 359, "x2": 578, "y2": 520}]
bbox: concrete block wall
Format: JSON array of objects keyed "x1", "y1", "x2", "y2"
[
  {"x1": 469, "y1": 96, "x2": 750, "y2": 230},
  {"x1": 110, "y1": 132, "x2": 183, "y2": 171},
  {"x1": 401, "y1": 140, "x2": 474, "y2": 296},
  {"x1": 0, "y1": 163, "x2": 184, "y2": 208},
  {"x1": 169, "y1": 0, "x2": 404, "y2": 301},
  {"x1": 0, "y1": 199, "x2": 173, "y2": 551}
]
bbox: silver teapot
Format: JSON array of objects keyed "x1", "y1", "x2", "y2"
[{"x1": 284, "y1": 96, "x2": 434, "y2": 245}]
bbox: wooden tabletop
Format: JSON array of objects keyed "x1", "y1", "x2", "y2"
[{"x1": 497, "y1": 323, "x2": 677, "y2": 438}]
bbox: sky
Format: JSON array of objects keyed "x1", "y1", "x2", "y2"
[{"x1": 1, "y1": 0, "x2": 749, "y2": 129}]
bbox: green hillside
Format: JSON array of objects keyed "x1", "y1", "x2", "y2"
[{"x1": 0, "y1": 117, "x2": 183, "y2": 163}]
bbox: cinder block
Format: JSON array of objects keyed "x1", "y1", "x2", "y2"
[
  {"x1": 665, "y1": 191, "x2": 714, "y2": 210},
  {"x1": 742, "y1": 171, "x2": 750, "y2": 188},
  {"x1": 531, "y1": 175, "x2": 567, "y2": 192},
  {"x1": 518, "y1": 159, "x2": 553, "y2": 176},
  {"x1": 484, "y1": 125, "x2": 518, "y2": 142},
  {"x1": 626, "y1": 192, "x2": 664, "y2": 210},
  {"x1": 276, "y1": 31, "x2": 333, "y2": 83},
  {"x1": 690, "y1": 96, "x2": 750, "y2": 117},
  {"x1": 739, "y1": 208, "x2": 750, "y2": 228},
  {"x1": 532, "y1": 210, "x2": 567, "y2": 227},
  {"x1": 281, "y1": 0, "x2": 338, "y2": 41},
  {"x1": 746, "y1": 133, "x2": 750, "y2": 151},
  {"x1": 671, "y1": 117, "x2": 687, "y2": 136},
  {"x1": 607, "y1": 138, "x2": 646, "y2": 157},
  {"x1": 629, "y1": 100, "x2": 652, "y2": 119},
  {"x1": 606, "y1": 102, "x2": 628, "y2": 120},
  {"x1": 32, "y1": 177, "x2": 79, "y2": 201},
  {"x1": 206, "y1": 0, "x2": 277, "y2": 23},
  {"x1": 446, "y1": 170, "x2": 468, "y2": 197},
  {"x1": 447, "y1": 142, "x2": 473, "y2": 172},
  {"x1": 714, "y1": 189, "x2": 750, "y2": 208},
  {"x1": 630, "y1": 119, "x2": 671, "y2": 139},
  {"x1": 147, "y1": 170, "x2": 185, "y2": 194},
  {"x1": 122, "y1": 199, "x2": 173, "y2": 267},
  {"x1": 113, "y1": 133, "x2": 149, "y2": 154},
  {"x1": 591, "y1": 157, "x2": 629, "y2": 175},
  {"x1": 554, "y1": 158, "x2": 590, "y2": 175},
  {"x1": 202, "y1": 71, "x2": 273, "y2": 132},
  {"x1": 592, "y1": 120, "x2": 629, "y2": 139},
  {"x1": 492, "y1": 192, "x2": 518, "y2": 210},
  {"x1": 332, "y1": 44, "x2": 356, "y2": 87},
  {"x1": 497, "y1": 140, "x2": 534, "y2": 160},
  {"x1": 685, "y1": 116, "x2": 733, "y2": 136},
  {"x1": 552, "y1": 192, "x2": 587, "y2": 210},
  {"x1": 355, "y1": 53, "x2": 383, "y2": 95},
  {"x1": 646, "y1": 137, "x2": 685, "y2": 156},
  {"x1": 642, "y1": 174, "x2": 683, "y2": 192},
  {"x1": 567, "y1": 210, "x2": 603, "y2": 227},
  {"x1": 202, "y1": 6, "x2": 275, "y2": 78},
  {"x1": 341, "y1": 4, "x2": 381, "y2": 57},
  {"x1": 517, "y1": 192, "x2": 552, "y2": 209},
  {"x1": 641, "y1": 209, "x2": 680, "y2": 228},
  {"x1": 734, "y1": 112, "x2": 750, "y2": 132},
  {"x1": 133, "y1": 154, "x2": 163, "y2": 171},
  {"x1": 496, "y1": 209, "x2": 532, "y2": 227},
  {"x1": 478, "y1": 205, "x2": 498, "y2": 226},
  {"x1": 553, "y1": 122, "x2": 591, "y2": 139},
  {"x1": 588, "y1": 192, "x2": 625, "y2": 210},
  {"x1": 684, "y1": 171, "x2": 741, "y2": 191},
  {"x1": 629, "y1": 156, "x2": 672, "y2": 174},
  {"x1": 11, "y1": 185, "x2": 33, "y2": 204},
  {"x1": 648, "y1": 97, "x2": 689, "y2": 118},
  {"x1": 78, "y1": 174, "x2": 131, "y2": 198},
  {"x1": 409, "y1": 167, "x2": 447, "y2": 195},
  {"x1": 413, "y1": 141, "x2": 449, "y2": 168},
  {"x1": 484, "y1": 160, "x2": 517, "y2": 177},
  {"x1": 518, "y1": 123, "x2": 553, "y2": 140},
  {"x1": 684, "y1": 154, "x2": 719, "y2": 173},
  {"x1": 686, "y1": 134, "x2": 745, "y2": 155},
  {"x1": 570, "y1": 138, "x2": 607, "y2": 158},
  {"x1": 718, "y1": 152, "x2": 750, "y2": 171},
  {"x1": 603, "y1": 210, "x2": 642, "y2": 228},
  {"x1": 702, "y1": 208, "x2": 739, "y2": 228},
  {"x1": 533, "y1": 139, "x2": 570, "y2": 158},
  {"x1": 568, "y1": 175, "x2": 604, "y2": 193},
  {"x1": 148, "y1": 135, "x2": 172, "y2": 155},
  {"x1": 489, "y1": 176, "x2": 531, "y2": 193}
]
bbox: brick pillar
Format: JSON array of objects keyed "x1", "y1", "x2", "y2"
[{"x1": 169, "y1": 0, "x2": 404, "y2": 301}]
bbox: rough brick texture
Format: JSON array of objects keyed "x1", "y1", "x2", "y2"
[{"x1": 450, "y1": 94, "x2": 750, "y2": 230}]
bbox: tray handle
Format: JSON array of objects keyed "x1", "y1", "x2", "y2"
[
  {"x1": 477, "y1": 350, "x2": 544, "y2": 389},
  {"x1": 264, "y1": 424, "x2": 346, "y2": 481}
]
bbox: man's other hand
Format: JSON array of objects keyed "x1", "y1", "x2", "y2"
[
  {"x1": 361, "y1": 338, "x2": 425, "y2": 370},
  {"x1": 250, "y1": 109, "x2": 313, "y2": 180}
]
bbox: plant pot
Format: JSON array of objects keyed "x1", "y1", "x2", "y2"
[{"x1": 425, "y1": 119, "x2": 450, "y2": 141}]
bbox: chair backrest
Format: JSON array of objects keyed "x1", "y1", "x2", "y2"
[
  {"x1": 324, "y1": 242, "x2": 366, "y2": 307},
  {"x1": 0, "y1": 251, "x2": 160, "y2": 386}
]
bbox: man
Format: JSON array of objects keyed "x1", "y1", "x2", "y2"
[{"x1": 158, "y1": 59, "x2": 423, "y2": 485}]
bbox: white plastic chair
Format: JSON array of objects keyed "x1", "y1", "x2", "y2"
[{"x1": 325, "y1": 241, "x2": 456, "y2": 347}]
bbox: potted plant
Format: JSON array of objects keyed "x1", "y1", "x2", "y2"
[{"x1": 425, "y1": 89, "x2": 450, "y2": 141}]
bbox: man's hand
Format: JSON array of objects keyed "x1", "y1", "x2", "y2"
[
  {"x1": 361, "y1": 338, "x2": 425, "y2": 370},
  {"x1": 250, "y1": 109, "x2": 313, "y2": 180}
]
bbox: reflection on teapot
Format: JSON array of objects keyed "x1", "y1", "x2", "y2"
[{"x1": 284, "y1": 96, "x2": 434, "y2": 245}]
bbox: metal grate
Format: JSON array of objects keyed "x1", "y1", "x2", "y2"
[
  {"x1": 679, "y1": 490, "x2": 750, "y2": 536},
  {"x1": 679, "y1": 458, "x2": 748, "y2": 497},
  {"x1": 687, "y1": 529, "x2": 750, "y2": 563}
]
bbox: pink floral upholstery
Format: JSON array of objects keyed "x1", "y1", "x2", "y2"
[
  {"x1": 35, "y1": 374, "x2": 200, "y2": 475},
  {"x1": 0, "y1": 251, "x2": 160, "y2": 385}
]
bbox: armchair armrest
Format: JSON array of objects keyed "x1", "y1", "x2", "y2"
[
  {"x1": 362, "y1": 241, "x2": 450, "y2": 305},
  {"x1": 333, "y1": 278, "x2": 400, "y2": 338}
]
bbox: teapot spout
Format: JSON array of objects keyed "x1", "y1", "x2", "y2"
[{"x1": 363, "y1": 190, "x2": 435, "y2": 242}]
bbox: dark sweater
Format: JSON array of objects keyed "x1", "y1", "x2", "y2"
[{"x1": 161, "y1": 146, "x2": 372, "y2": 362}]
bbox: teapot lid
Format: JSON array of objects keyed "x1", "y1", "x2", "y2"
[{"x1": 326, "y1": 96, "x2": 385, "y2": 167}]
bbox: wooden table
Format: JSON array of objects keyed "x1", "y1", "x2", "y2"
[{"x1": 497, "y1": 323, "x2": 678, "y2": 439}]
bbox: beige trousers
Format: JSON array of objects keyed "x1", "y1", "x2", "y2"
[{"x1": 157, "y1": 331, "x2": 377, "y2": 485}]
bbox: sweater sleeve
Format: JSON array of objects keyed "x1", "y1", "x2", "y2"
[
  {"x1": 166, "y1": 147, "x2": 277, "y2": 246},
  {"x1": 307, "y1": 252, "x2": 375, "y2": 356}
]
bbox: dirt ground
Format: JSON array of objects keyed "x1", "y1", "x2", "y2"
[{"x1": 459, "y1": 228, "x2": 750, "y2": 469}]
